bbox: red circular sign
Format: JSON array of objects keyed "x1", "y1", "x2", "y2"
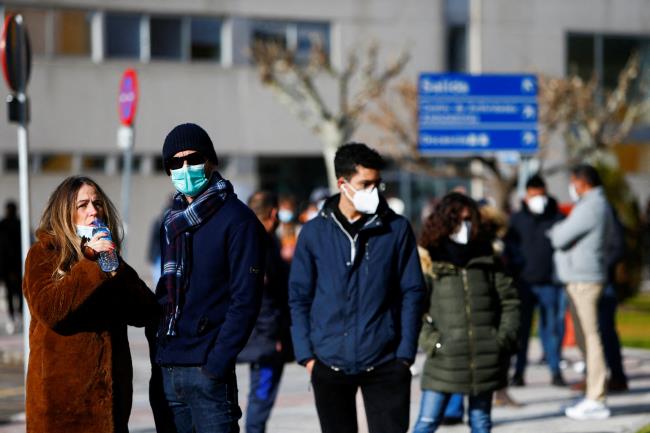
[{"x1": 118, "y1": 68, "x2": 138, "y2": 126}]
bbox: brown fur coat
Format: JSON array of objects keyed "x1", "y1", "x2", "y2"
[{"x1": 23, "y1": 231, "x2": 159, "y2": 433}]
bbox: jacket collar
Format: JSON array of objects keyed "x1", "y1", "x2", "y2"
[{"x1": 320, "y1": 193, "x2": 394, "y2": 231}]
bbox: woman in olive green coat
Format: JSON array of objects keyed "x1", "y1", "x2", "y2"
[{"x1": 413, "y1": 193, "x2": 519, "y2": 433}]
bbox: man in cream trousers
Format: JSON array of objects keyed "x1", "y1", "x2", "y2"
[{"x1": 549, "y1": 164, "x2": 614, "y2": 420}]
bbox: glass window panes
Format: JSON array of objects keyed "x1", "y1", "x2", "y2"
[
  {"x1": 150, "y1": 16, "x2": 182, "y2": 60},
  {"x1": 105, "y1": 13, "x2": 141, "y2": 58},
  {"x1": 447, "y1": 25, "x2": 467, "y2": 72},
  {"x1": 118, "y1": 155, "x2": 142, "y2": 172},
  {"x1": 41, "y1": 154, "x2": 72, "y2": 172},
  {"x1": 4, "y1": 155, "x2": 18, "y2": 172},
  {"x1": 252, "y1": 20, "x2": 288, "y2": 48},
  {"x1": 603, "y1": 36, "x2": 645, "y2": 89},
  {"x1": 82, "y1": 155, "x2": 105, "y2": 171},
  {"x1": 191, "y1": 17, "x2": 221, "y2": 61},
  {"x1": 567, "y1": 34, "x2": 595, "y2": 80},
  {"x1": 296, "y1": 22, "x2": 329, "y2": 63},
  {"x1": 53, "y1": 9, "x2": 91, "y2": 56}
]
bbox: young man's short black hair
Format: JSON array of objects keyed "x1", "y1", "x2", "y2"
[
  {"x1": 571, "y1": 164, "x2": 602, "y2": 187},
  {"x1": 334, "y1": 142, "x2": 386, "y2": 179},
  {"x1": 525, "y1": 174, "x2": 546, "y2": 190}
]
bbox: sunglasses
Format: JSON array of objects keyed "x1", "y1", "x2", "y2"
[{"x1": 166, "y1": 153, "x2": 207, "y2": 171}]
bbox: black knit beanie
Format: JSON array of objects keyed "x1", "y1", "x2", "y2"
[{"x1": 162, "y1": 123, "x2": 218, "y2": 173}]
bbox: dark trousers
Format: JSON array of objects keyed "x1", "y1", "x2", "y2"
[
  {"x1": 311, "y1": 359, "x2": 412, "y2": 433},
  {"x1": 2, "y1": 272, "x2": 22, "y2": 320},
  {"x1": 245, "y1": 361, "x2": 285, "y2": 433},
  {"x1": 161, "y1": 366, "x2": 241, "y2": 433},
  {"x1": 598, "y1": 285, "x2": 627, "y2": 382},
  {"x1": 514, "y1": 284, "x2": 565, "y2": 376}
]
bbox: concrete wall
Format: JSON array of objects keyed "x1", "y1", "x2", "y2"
[{"x1": 477, "y1": 0, "x2": 650, "y2": 75}]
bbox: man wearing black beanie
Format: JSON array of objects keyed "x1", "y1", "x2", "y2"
[{"x1": 151, "y1": 122, "x2": 266, "y2": 432}]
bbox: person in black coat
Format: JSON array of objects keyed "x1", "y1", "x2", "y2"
[
  {"x1": 504, "y1": 175, "x2": 566, "y2": 387},
  {"x1": 0, "y1": 200, "x2": 22, "y2": 334},
  {"x1": 238, "y1": 191, "x2": 293, "y2": 433}
]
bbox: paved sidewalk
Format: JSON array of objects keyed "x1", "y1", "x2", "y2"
[{"x1": 1, "y1": 322, "x2": 649, "y2": 433}]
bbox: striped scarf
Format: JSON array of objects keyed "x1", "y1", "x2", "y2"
[{"x1": 161, "y1": 173, "x2": 232, "y2": 336}]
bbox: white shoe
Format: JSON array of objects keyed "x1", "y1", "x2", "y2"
[
  {"x1": 5, "y1": 321, "x2": 15, "y2": 335},
  {"x1": 565, "y1": 398, "x2": 611, "y2": 420}
]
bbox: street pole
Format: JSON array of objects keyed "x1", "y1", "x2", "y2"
[
  {"x1": 17, "y1": 117, "x2": 31, "y2": 376},
  {"x1": 118, "y1": 125, "x2": 134, "y2": 259}
]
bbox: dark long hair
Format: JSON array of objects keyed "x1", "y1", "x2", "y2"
[{"x1": 419, "y1": 192, "x2": 481, "y2": 249}]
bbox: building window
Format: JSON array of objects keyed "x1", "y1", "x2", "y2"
[
  {"x1": 190, "y1": 17, "x2": 221, "y2": 61},
  {"x1": 447, "y1": 25, "x2": 467, "y2": 72},
  {"x1": 567, "y1": 33, "x2": 650, "y2": 89},
  {"x1": 53, "y1": 9, "x2": 91, "y2": 56},
  {"x1": 567, "y1": 34, "x2": 594, "y2": 81},
  {"x1": 118, "y1": 155, "x2": 142, "y2": 172},
  {"x1": 41, "y1": 154, "x2": 72, "y2": 172},
  {"x1": 296, "y1": 22, "x2": 329, "y2": 63},
  {"x1": 82, "y1": 155, "x2": 105, "y2": 171},
  {"x1": 105, "y1": 13, "x2": 142, "y2": 58},
  {"x1": 252, "y1": 20, "x2": 288, "y2": 47},
  {"x1": 150, "y1": 16, "x2": 183, "y2": 60},
  {"x1": 250, "y1": 20, "x2": 329, "y2": 64},
  {"x1": 4, "y1": 154, "x2": 19, "y2": 172}
]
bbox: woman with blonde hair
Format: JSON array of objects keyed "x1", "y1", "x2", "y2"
[{"x1": 22, "y1": 176, "x2": 159, "y2": 433}]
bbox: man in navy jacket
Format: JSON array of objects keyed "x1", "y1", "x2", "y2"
[
  {"x1": 153, "y1": 123, "x2": 265, "y2": 433},
  {"x1": 289, "y1": 143, "x2": 425, "y2": 433},
  {"x1": 504, "y1": 174, "x2": 566, "y2": 387}
]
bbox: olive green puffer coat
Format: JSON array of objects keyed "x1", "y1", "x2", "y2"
[{"x1": 418, "y1": 248, "x2": 519, "y2": 395}]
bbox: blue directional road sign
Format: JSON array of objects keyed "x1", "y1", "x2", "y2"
[{"x1": 418, "y1": 73, "x2": 538, "y2": 153}]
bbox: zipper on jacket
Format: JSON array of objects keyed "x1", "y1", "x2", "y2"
[
  {"x1": 462, "y1": 268, "x2": 477, "y2": 394},
  {"x1": 331, "y1": 214, "x2": 358, "y2": 264}
]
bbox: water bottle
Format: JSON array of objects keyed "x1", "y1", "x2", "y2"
[{"x1": 92, "y1": 218, "x2": 120, "y2": 272}]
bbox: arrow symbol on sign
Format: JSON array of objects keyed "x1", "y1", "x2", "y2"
[
  {"x1": 522, "y1": 105, "x2": 536, "y2": 119},
  {"x1": 521, "y1": 78, "x2": 535, "y2": 93},
  {"x1": 522, "y1": 131, "x2": 537, "y2": 145}
]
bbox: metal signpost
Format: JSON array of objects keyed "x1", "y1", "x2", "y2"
[
  {"x1": 418, "y1": 73, "x2": 539, "y2": 154},
  {"x1": 1, "y1": 13, "x2": 32, "y2": 377},
  {"x1": 117, "y1": 68, "x2": 138, "y2": 258}
]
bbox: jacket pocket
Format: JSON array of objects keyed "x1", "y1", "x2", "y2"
[{"x1": 418, "y1": 319, "x2": 441, "y2": 357}]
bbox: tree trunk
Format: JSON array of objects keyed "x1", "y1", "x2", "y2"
[{"x1": 319, "y1": 121, "x2": 351, "y2": 191}]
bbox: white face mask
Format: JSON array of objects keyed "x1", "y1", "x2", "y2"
[
  {"x1": 342, "y1": 181, "x2": 380, "y2": 214},
  {"x1": 569, "y1": 183, "x2": 580, "y2": 202},
  {"x1": 278, "y1": 209, "x2": 294, "y2": 223},
  {"x1": 527, "y1": 195, "x2": 548, "y2": 215},
  {"x1": 76, "y1": 224, "x2": 95, "y2": 239},
  {"x1": 450, "y1": 221, "x2": 472, "y2": 244}
]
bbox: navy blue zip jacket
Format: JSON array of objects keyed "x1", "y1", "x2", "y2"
[
  {"x1": 289, "y1": 195, "x2": 425, "y2": 374},
  {"x1": 154, "y1": 193, "x2": 266, "y2": 379}
]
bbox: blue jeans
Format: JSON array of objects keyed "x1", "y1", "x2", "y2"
[
  {"x1": 515, "y1": 284, "x2": 565, "y2": 376},
  {"x1": 161, "y1": 366, "x2": 241, "y2": 433},
  {"x1": 245, "y1": 361, "x2": 285, "y2": 433},
  {"x1": 444, "y1": 393, "x2": 464, "y2": 419},
  {"x1": 413, "y1": 390, "x2": 493, "y2": 433}
]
